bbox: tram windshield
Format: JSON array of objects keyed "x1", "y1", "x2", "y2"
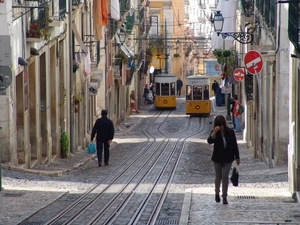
[
  {"x1": 186, "y1": 84, "x2": 209, "y2": 100},
  {"x1": 156, "y1": 82, "x2": 176, "y2": 96}
]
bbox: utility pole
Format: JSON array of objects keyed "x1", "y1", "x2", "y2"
[{"x1": 164, "y1": 19, "x2": 168, "y2": 74}]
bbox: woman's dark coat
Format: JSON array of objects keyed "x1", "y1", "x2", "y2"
[{"x1": 207, "y1": 128, "x2": 240, "y2": 164}]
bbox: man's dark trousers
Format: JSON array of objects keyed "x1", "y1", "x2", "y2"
[{"x1": 97, "y1": 141, "x2": 110, "y2": 164}]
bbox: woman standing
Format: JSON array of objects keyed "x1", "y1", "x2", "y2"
[
  {"x1": 207, "y1": 115, "x2": 240, "y2": 204},
  {"x1": 130, "y1": 90, "x2": 140, "y2": 114}
]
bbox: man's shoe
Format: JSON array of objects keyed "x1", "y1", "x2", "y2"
[
  {"x1": 105, "y1": 163, "x2": 109, "y2": 166},
  {"x1": 98, "y1": 163, "x2": 102, "y2": 167},
  {"x1": 215, "y1": 194, "x2": 220, "y2": 203},
  {"x1": 223, "y1": 197, "x2": 228, "y2": 204}
]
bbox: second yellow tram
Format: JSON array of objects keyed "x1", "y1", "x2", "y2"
[
  {"x1": 185, "y1": 75, "x2": 211, "y2": 116},
  {"x1": 154, "y1": 74, "x2": 177, "y2": 109}
]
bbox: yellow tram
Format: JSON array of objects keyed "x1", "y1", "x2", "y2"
[
  {"x1": 154, "y1": 74, "x2": 177, "y2": 109},
  {"x1": 185, "y1": 75, "x2": 211, "y2": 116}
]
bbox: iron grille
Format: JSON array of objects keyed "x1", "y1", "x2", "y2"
[
  {"x1": 288, "y1": 2, "x2": 300, "y2": 54},
  {"x1": 245, "y1": 73, "x2": 254, "y2": 102}
]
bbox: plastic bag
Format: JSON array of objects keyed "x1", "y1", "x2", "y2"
[{"x1": 87, "y1": 142, "x2": 96, "y2": 154}]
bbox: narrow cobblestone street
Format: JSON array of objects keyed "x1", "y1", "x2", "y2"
[{"x1": 0, "y1": 98, "x2": 298, "y2": 225}]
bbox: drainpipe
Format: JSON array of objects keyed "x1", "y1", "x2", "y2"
[
  {"x1": 0, "y1": 126, "x2": 2, "y2": 191},
  {"x1": 69, "y1": 0, "x2": 74, "y2": 153}
]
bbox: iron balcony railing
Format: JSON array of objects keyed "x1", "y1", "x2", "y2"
[
  {"x1": 50, "y1": 0, "x2": 66, "y2": 21},
  {"x1": 126, "y1": 12, "x2": 135, "y2": 33},
  {"x1": 255, "y1": 0, "x2": 276, "y2": 28},
  {"x1": 240, "y1": 0, "x2": 254, "y2": 17},
  {"x1": 120, "y1": 0, "x2": 130, "y2": 16},
  {"x1": 288, "y1": 2, "x2": 300, "y2": 54},
  {"x1": 107, "y1": 17, "x2": 118, "y2": 39},
  {"x1": 72, "y1": 0, "x2": 80, "y2": 5},
  {"x1": 26, "y1": 5, "x2": 50, "y2": 39}
]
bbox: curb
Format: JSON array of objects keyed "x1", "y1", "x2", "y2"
[{"x1": 1, "y1": 154, "x2": 96, "y2": 177}]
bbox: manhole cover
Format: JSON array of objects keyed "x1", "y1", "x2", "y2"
[
  {"x1": 4, "y1": 193, "x2": 24, "y2": 197},
  {"x1": 238, "y1": 196, "x2": 255, "y2": 199}
]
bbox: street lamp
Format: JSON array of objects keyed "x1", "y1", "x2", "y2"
[
  {"x1": 213, "y1": 10, "x2": 254, "y2": 120},
  {"x1": 213, "y1": 11, "x2": 254, "y2": 45}
]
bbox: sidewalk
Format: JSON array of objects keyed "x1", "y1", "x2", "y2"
[{"x1": 179, "y1": 100, "x2": 299, "y2": 225}]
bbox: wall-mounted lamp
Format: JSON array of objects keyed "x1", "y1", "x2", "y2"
[
  {"x1": 213, "y1": 10, "x2": 254, "y2": 44},
  {"x1": 119, "y1": 31, "x2": 126, "y2": 43},
  {"x1": 18, "y1": 57, "x2": 28, "y2": 66},
  {"x1": 30, "y1": 47, "x2": 39, "y2": 56}
]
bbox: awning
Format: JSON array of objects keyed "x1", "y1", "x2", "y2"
[
  {"x1": 211, "y1": 0, "x2": 237, "y2": 50},
  {"x1": 72, "y1": 22, "x2": 88, "y2": 53}
]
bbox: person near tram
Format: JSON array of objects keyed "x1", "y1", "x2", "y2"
[
  {"x1": 91, "y1": 110, "x2": 114, "y2": 167},
  {"x1": 176, "y1": 77, "x2": 183, "y2": 97},
  {"x1": 232, "y1": 95, "x2": 242, "y2": 132},
  {"x1": 143, "y1": 84, "x2": 149, "y2": 105},
  {"x1": 129, "y1": 90, "x2": 140, "y2": 114},
  {"x1": 207, "y1": 115, "x2": 240, "y2": 204}
]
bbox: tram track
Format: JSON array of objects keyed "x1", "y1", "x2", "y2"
[{"x1": 19, "y1": 110, "x2": 207, "y2": 225}]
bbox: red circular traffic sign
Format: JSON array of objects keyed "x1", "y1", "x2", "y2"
[
  {"x1": 244, "y1": 50, "x2": 263, "y2": 75},
  {"x1": 233, "y1": 68, "x2": 245, "y2": 81}
]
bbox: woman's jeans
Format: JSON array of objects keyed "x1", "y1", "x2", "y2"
[
  {"x1": 213, "y1": 162, "x2": 232, "y2": 197},
  {"x1": 234, "y1": 115, "x2": 241, "y2": 131}
]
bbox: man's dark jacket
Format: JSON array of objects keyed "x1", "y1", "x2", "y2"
[
  {"x1": 91, "y1": 116, "x2": 114, "y2": 143},
  {"x1": 207, "y1": 128, "x2": 240, "y2": 164}
]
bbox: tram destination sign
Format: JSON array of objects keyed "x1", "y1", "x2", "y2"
[{"x1": 0, "y1": 36, "x2": 11, "y2": 66}]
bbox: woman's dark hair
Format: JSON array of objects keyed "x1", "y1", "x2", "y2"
[{"x1": 213, "y1": 115, "x2": 228, "y2": 129}]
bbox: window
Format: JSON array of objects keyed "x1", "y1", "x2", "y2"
[
  {"x1": 193, "y1": 86, "x2": 202, "y2": 100},
  {"x1": 186, "y1": 85, "x2": 192, "y2": 100},
  {"x1": 203, "y1": 85, "x2": 209, "y2": 100},
  {"x1": 155, "y1": 83, "x2": 160, "y2": 95},
  {"x1": 171, "y1": 82, "x2": 175, "y2": 95},
  {"x1": 161, "y1": 83, "x2": 169, "y2": 96}
]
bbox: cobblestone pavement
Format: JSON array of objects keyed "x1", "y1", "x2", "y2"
[{"x1": 1, "y1": 97, "x2": 299, "y2": 225}]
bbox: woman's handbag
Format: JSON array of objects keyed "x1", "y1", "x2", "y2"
[
  {"x1": 230, "y1": 166, "x2": 239, "y2": 187},
  {"x1": 87, "y1": 142, "x2": 96, "y2": 154}
]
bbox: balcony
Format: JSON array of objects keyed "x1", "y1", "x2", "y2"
[
  {"x1": 134, "y1": 6, "x2": 144, "y2": 25},
  {"x1": 107, "y1": 17, "x2": 118, "y2": 39},
  {"x1": 26, "y1": 6, "x2": 51, "y2": 42},
  {"x1": 184, "y1": 0, "x2": 189, "y2": 5},
  {"x1": 50, "y1": 0, "x2": 67, "y2": 24},
  {"x1": 120, "y1": 0, "x2": 130, "y2": 16},
  {"x1": 126, "y1": 12, "x2": 135, "y2": 33},
  {"x1": 72, "y1": 0, "x2": 80, "y2": 6},
  {"x1": 241, "y1": 0, "x2": 254, "y2": 17}
]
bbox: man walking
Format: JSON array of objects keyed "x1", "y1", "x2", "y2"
[
  {"x1": 91, "y1": 110, "x2": 114, "y2": 167},
  {"x1": 176, "y1": 77, "x2": 183, "y2": 97}
]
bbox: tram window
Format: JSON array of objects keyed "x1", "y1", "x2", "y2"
[
  {"x1": 155, "y1": 83, "x2": 160, "y2": 95},
  {"x1": 161, "y1": 83, "x2": 170, "y2": 96},
  {"x1": 171, "y1": 82, "x2": 176, "y2": 95},
  {"x1": 204, "y1": 85, "x2": 209, "y2": 100},
  {"x1": 193, "y1": 86, "x2": 202, "y2": 100},
  {"x1": 186, "y1": 85, "x2": 192, "y2": 100}
]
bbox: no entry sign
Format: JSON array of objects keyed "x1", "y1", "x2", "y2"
[
  {"x1": 244, "y1": 50, "x2": 263, "y2": 75},
  {"x1": 233, "y1": 68, "x2": 245, "y2": 81}
]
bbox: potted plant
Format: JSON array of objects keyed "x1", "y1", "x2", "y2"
[
  {"x1": 173, "y1": 53, "x2": 180, "y2": 59},
  {"x1": 73, "y1": 61, "x2": 80, "y2": 73},
  {"x1": 74, "y1": 92, "x2": 83, "y2": 105},
  {"x1": 60, "y1": 131, "x2": 69, "y2": 158}
]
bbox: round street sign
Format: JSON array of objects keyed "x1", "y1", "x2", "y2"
[
  {"x1": 0, "y1": 66, "x2": 12, "y2": 92},
  {"x1": 244, "y1": 50, "x2": 263, "y2": 75},
  {"x1": 233, "y1": 68, "x2": 245, "y2": 82}
]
